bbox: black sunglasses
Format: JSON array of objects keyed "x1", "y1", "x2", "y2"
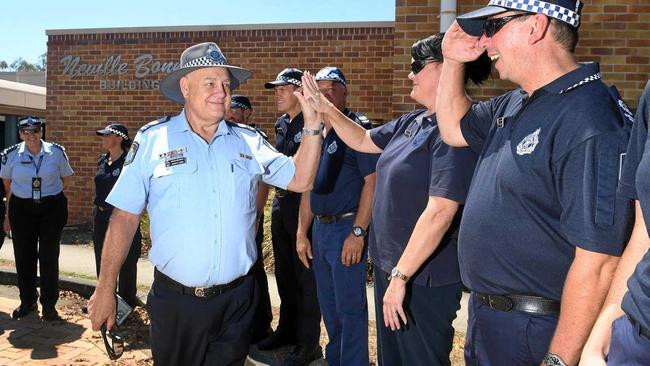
[
  {"x1": 410, "y1": 58, "x2": 439, "y2": 74},
  {"x1": 483, "y1": 13, "x2": 531, "y2": 37},
  {"x1": 101, "y1": 324, "x2": 125, "y2": 360},
  {"x1": 19, "y1": 127, "x2": 42, "y2": 134}
]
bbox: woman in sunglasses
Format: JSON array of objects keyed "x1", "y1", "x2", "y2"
[
  {"x1": 93, "y1": 123, "x2": 142, "y2": 308},
  {"x1": 0, "y1": 117, "x2": 74, "y2": 321},
  {"x1": 296, "y1": 34, "x2": 490, "y2": 365}
]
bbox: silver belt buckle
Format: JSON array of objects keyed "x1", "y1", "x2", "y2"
[{"x1": 194, "y1": 287, "x2": 206, "y2": 297}]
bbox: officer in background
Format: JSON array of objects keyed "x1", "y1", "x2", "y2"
[
  {"x1": 1, "y1": 117, "x2": 74, "y2": 321},
  {"x1": 0, "y1": 182, "x2": 5, "y2": 250},
  {"x1": 226, "y1": 95, "x2": 274, "y2": 343},
  {"x1": 88, "y1": 43, "x2": 323, "y2": 366},
  {"x1": 296, "y1": 66, "x2": 378, "y2": 366},
  {"x1": 257, "y1": 68, "x2": 322, "y2": 366},
  {"x1": 93, "y1": 123, "x2": 142, "y2": 308},
  {"x1": 437, "y1": 1, "x2": 632, "y2": 365}
]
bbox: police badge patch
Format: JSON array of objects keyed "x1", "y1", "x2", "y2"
[
  {"x1": 294, "y1": 132, "x2": 303, "y2": 143},
  {"x1": 112, "y1": 168, "x2": 121, "y2": 176},
  {"x1": 516, "y1": 128, "x2": 541, "y2": 156},
  {"x1": 327, "y1": 141, "x2": 338, "y2": 155},
  {"x1": 124, "y1": 142, "x2": 139, "y2": 166}
]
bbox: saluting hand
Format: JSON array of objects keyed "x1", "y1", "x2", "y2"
[
  {"x1": 296, "y1": 234, "x2": 313, "y2": 269},
  {"x1": 300, "y1": 72, "x2": 334, "y2": 115},
  {"x1": 442, "y1": 21, "x2": 486, "y2": 64},
  {"x1": 383, "y1": 278, "x2": 408, "y2": 331}
]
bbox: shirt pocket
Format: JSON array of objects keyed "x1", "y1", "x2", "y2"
[
  {"x1": 151, "y1": 159, "x2": 198, "y2": 209},
  {"x1": 229, "y1": 159, "x2": 262, "y2": 209}
]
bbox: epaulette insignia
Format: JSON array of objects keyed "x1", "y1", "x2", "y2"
[
  {"x1": 139, "y1": 116, "x2": 172, "y2": 132},
  {"x1": 352, "y1": 112, "x2": 373, "y2": 129},
  {"x1": 51, "y1": 143, "x2": 69, "y2": 160},
  {"x1": 0, "y1": 144, "x2": 19, "y2": 165}
]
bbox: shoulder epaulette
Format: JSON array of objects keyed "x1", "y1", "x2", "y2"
[
  {"x1": 1, "y1": 143, "x2": 20, "y2": 157},
  {"x1": 51, "y1": 142, "x2": 69, "y2": 160},
  {"x1": 608, "y1": 85, "x2": 635, "y2": 128},
  {"x1": 225, "y1": 121, "x2": 257, "y2": 133},
  {"x1": 97, "y1": 153, "x2": 108, "y2": 166},
  {"x1": 256, "y1": 128, "x2": 269, "y2": 140},
  {"x1": 139, "y1": 116, "x2": 172, "y2": 132},
  {"x1": 349, "y1": 111, "x2": 373, "y2": 129}
]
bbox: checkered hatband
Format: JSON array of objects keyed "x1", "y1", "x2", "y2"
[
  {"x1": 488, "y1": 0, "x2": 581, "y2": 27},
  {"x1": 277, "y1": 76, "x2": 302, "y2": 87}
]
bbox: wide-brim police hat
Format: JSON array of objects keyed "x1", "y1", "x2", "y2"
[
  {"x1": 160, "y1": 42, "x2": 252, "y2": 104},
  {"x1": 264, "y1": 68, "x2": 304, "y2": 89},
  {"x1": 457, "y1": 0, "x2": 583, "y2": 37}
]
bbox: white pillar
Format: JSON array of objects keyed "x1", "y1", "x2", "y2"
[{"x1": 440, "y1": 0, "x2": 457, "y2": 33}]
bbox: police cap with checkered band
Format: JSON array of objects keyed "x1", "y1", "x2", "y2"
[
  {"x1": 264, "y1": 68, "x2": 304, "y2": 89},
  {"x1": 457, "y1": 0, "x2": 583, "y2": 37}
]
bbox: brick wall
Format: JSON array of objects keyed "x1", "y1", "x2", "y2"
[
  {"x1": 46, "y1": 24, "x2": 394, "y2": 224},
  {"x1": 392, "y1": 0, "x2": 650, "y2": 118},
  {"x1": 46, "y1": 1, "x2": 649, "y2": 224}
]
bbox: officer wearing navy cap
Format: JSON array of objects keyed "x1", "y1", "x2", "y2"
[
  {"x1": 93, "y1": 123, "x2": 142, "y2": 308},
  {"x1": 226, "y1": 95, "x2": 274, "y2": 343},
  {"x1": 88, "y1": 43, "x2": 323, "y2": 366},
  {"x1": 1, "y1": 117, "x2": 74, "y2": 321},
  {"x1": 581, "y1": 81, "x2": 650, "y2": 365},
  {"x1": 296, "y1": 66, "x2": 378, "y2": 366},
  {"x1": 256, "y1": 68, "x2": 323, "y2": 365},
  {"x1": 437, "y1": 1, "x2": 632, "y2": 365}
]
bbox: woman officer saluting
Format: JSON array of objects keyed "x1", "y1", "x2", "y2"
[
  {"x1": 93, "y1": 123, "x2": 141, "y2": 308},
  {"x1": 1, "y1": 117, "x2": 74, "y2": 321}
]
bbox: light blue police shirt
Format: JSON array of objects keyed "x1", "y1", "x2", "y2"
[
  {"x1": 106, "y1": 110, "x2": 296, "y2": 287},
  {"x1": 0, "y1": 141, "x2": 74, "y2": 198}
]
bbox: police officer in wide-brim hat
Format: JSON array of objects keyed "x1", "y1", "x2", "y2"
[{"x1": 160, "y1": 42, "x2": 252, "y2": 104}]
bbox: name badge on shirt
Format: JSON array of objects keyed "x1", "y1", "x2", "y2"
[
  {"x1": 165, "y1": 157, "x2": 187, "y2": 167},
  {"x1": 32, "y1": 177, "x2": 42, "y2": 201}
]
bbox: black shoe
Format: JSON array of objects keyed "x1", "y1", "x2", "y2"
[
  {"x1": 11, "y1": 303, "x2": 37, "y2": 320},
  {"x1": 41, "y1": 307, "x2": 62, "y2": 322},
  {"x1": 281, "y1": 345, "x2": 322, "y2": 366},
  {"x1": 256, "y1": 331, "x2": 293, "y2": 351}
]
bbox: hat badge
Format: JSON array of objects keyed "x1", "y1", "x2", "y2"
[{"x1": 207, "y1": 45, "x2": 225, "y2": 64}]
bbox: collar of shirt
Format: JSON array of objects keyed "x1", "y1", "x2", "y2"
[
  {"x1": 18, "y1": 140, "x2": 50, "y2": 156},
  {"x1": 541, "y1": 62, "x2": 601, "y2": 95},
  {"x1": 167, "y1": 109, "x2": 233, "y2": 138}
]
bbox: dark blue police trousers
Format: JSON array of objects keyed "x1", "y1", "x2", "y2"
[
  {"x1": 374, "y1": 266, "x2": 462, "y2": 366},
  {"x1": 312, "y1": 218, "x2": 368, "y2": 366},
  {"x1": 464, "y1": 293, "x2": 557, "y2": 365},
  {"x1": 607, "y1": 315, "x2": 650, "y2": 365},
  {"x1": 147, "y1": 273, "x2": 257, "y2": 366}
]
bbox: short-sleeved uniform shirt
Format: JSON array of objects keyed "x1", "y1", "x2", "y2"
[
  {"x1": 458, "y1": 63, "x2": 632, "y2": 300},
  {"x1": 310, "y1": 110, "x2": 378, "y2": 215},
  {"x1": 619, "y1": 80, "x2": 650, "y2": 331},
  {"x1": 94, "y1": 152, "x2": 126, "y2": 208},
  {"x1": 0, "y1": 140, "x2": 74, "y2": 198},
  {"x1": 273, "y1": 112, "x2": 303, "y2": 205},
  {"x1": 106, "y1": 110, "x2": 295, "y2": 287},
  {"x1": 369, "y1": 109, "x2": 477, "y2": 287}
]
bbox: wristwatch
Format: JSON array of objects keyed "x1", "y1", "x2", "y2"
[
  {"x1": 390, "y1": 267, "x2": 409, "y2": 282},
  {"x1": 351, "y1": 226, "x2": 367, "y2": 237},
  {"x1": 542, "y1": 353, "x2": 567, "y2": 366},
  {"x1": 302, "y1": 123, "x2": 323, "y2": 136}
]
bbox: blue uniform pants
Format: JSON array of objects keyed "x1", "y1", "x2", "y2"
[
  {"x1": 464, "y1": 293, "x2": 557, "y2": 365},
  {"x1": 607, "y1": 315, "x2": 650, "y2": 365},
  {"x1": 374, "y1": 265, "x2": 462, "y2": 366},
  {"x1": 312, "y1": 218, "x2": 368, "y2": 366}
]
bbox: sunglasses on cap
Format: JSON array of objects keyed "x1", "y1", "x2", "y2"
[
  {"x1": 19, "y1": 127, "x2": 42, "y2": 135},
  {"x1": 410, "y1": 58, "x2": 439, "y2": 74},
  {"x1": 483, "y1": 13, "x2": 531, "y2": 38}
]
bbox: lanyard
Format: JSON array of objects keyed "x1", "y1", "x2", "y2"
[{"x1": 28, "y1": 154, "x2": 44, "y2": 176}]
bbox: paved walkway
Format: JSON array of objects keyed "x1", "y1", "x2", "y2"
[{"x1": 0, "y1": 240, "x2": 469, "y2": 365}]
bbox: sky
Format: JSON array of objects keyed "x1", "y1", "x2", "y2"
[{"x1": 1, "y1": 0, "x2": 395, "y2": 66}]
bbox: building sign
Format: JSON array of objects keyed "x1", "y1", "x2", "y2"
[{"x1": 59, "y1": 54, "x2": 180, "y2": 90}]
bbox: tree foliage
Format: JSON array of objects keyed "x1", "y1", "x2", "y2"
[{"x1": 0, "y1": 53, "x2": 47, "y2": 72}]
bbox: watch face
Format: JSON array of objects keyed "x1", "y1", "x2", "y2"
[
  {"x1": 353, "y1": 227, "x2": 363, "y2": 236},
  {"x1": 391, "y1": 267, "x2": 398, "y2": 277}
]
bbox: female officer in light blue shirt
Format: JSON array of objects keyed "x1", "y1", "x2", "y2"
[{"x1": 0, "y1": 117, "x2": 74, "y2": 321}]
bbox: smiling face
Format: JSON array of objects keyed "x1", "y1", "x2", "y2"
[
  {"x1": 408, "y1": 60, "x2": 442, "y2": 107},
  {"x1": 19, "y1": 127, "x2": 43, "y2": 146},
  {"x1": 180, "y1": 67, "x2": 232, "y2": 123},
  {"x1": 274, "y1": 84, "x2": 300, "y2": 114},
  {"x1": 478, "y1": 11, "x2": 532, "y2": 83}
]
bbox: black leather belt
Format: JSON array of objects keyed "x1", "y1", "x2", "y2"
[
  {"x1": 475, "y1": 292, "x2": 561, "y2": 316},
  {"x1": 275, "y1": 188, "x2": 295, "y2": 199},
  {"x1": 154, "y1": 268, "x2": 245, "y2": 298},
  {"x1": 315, "y1": 211, "x2": 356, "y2": 224},
  {"x1": 628, "y1": 315, "x2": 650, "y2": 340}
]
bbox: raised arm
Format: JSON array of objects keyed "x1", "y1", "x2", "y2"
[{"x1": 436, "y1": 22, "x2": 485, "y2": 147}]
